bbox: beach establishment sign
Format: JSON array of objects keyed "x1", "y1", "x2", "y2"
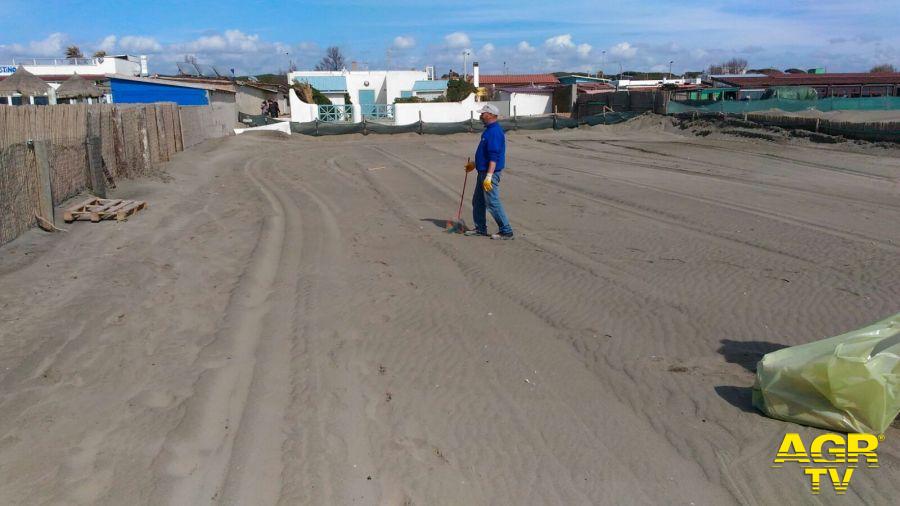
[{"x1": 0, "y1": 65, "x2": 18, "y2": 75}]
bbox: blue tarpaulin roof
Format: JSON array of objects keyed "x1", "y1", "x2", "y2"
[
  {"x1": 293, "y1": 75, "x2": 347, "y2": 92},
  {"x1": 412, "y1": 80, "x2": 448, "y2": 92}
]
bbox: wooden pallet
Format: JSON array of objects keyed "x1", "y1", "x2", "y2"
[{"x1": 63, "y1": 198, "x2": 147, "y2": 223}]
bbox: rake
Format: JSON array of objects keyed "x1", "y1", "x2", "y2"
[{"x1": 445, "y1": 157, "x2": 471, "y2": 233}]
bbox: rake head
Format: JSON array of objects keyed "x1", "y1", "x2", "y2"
[{"x1": 445, "y1": 218, "x2": 468, "y2": 234}]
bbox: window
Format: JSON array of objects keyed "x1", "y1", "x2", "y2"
[{"x1": 33, "y1": 96, "x2": 49, "y2": 105}]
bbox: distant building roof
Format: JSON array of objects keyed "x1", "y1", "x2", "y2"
[
  {"x1": 497, "y1": 85, "x2": 555, "y2": 94},
  {"x1": 412, "y1": 79, "x2": 448, "y2": 92},
  {"x1": 108, "y1": 74, "x2": 236, "y2": 93},
  {"x1": 557, "y1": 75, "x2": 610, "y2": 84},
  {"x1": 293, "y1": 75, "x2": 347, "y2": 92},
  {"x1": 708, "y1": 73, "x2": 771, "y2": 79},
  {"x1": 713, "y1": 72, "x2": 900, "y2": 87},
  {"x1": 479, "y1": 74, "x2": 559, "y2": 86}
]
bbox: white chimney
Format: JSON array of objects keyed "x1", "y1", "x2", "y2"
[
  {"x1": 473, "y1": 62, "x2": 480, "y2": 88},
  {"x1": 140, "y1": 55, "x2": 149, "y2": 76}
]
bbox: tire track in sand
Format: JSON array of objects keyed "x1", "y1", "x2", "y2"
[{"x1": 150, "y1": 156, "x2": 300, "y2": 504}]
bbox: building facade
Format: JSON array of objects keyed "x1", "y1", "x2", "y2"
[{"x1": 288, "y1": 69, "x2": 431, "y2": 109}]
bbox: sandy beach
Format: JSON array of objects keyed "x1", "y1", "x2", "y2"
[{"x1": 0, "y1": 119, "x2": 898, "y2": 505}]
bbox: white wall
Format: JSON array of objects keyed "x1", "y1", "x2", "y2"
[
  {"x1": 394, "y1": 93, "x2": 484, "y2": 125},
  {"x1": 234, "y1": 121, "x2": 291, "y2": 135},
  {"x1": 325, "y1": 92, "x2": 345, "y2": 105},
  {"x1": 289, "y1": 89, "x2": 318, "y2": 122},
  {"x1": 384, "y1": 71, "x2": 428, "y2": 103},
  {"x1": 503, "y1": 92, "x2": 552, "y2": 116}
]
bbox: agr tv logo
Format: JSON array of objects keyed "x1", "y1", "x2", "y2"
[{"x1": 772, "y1": 432, "x2": 883, "y2": 494}]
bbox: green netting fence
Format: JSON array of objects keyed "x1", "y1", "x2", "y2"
[
  {"x1": 666, "y1": 96, "x2": 900, "y2": 115},
  {"x1": 289, "y1": 111, "x2": 639, "y2": 137}
]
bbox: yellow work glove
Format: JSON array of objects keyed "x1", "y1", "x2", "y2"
[
  {"x1": 465, "y1": 161, "x2": 475, "y2": 172},
  {"x1": 482, "y1": 174, "x2": 494, "y2": 192}
]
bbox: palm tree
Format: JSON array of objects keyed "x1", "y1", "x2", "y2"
[
  {"x1": 93, "y1": 50, "x2": 107, "y2": 58},
  {"x1": 65, "y1": 46, "x2": 84, "y2": 59}
]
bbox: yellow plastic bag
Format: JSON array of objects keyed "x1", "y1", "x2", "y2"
[{"x1": 752, "y1": 313, "x2": 900, "y2": 434}]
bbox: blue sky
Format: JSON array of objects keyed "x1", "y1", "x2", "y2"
[{"x1": 0, "y1": 0, "x2": 897, "y2": 75}]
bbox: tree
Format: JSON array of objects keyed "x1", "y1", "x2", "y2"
[
  {"x1": 446, "y1": 78, "x2": 476, "y2": 101},
  {"x1": 93, "y1": 50, "x2": 107, "y2": 58},
  {"x1": 315, "y1": 47, "x2": 346, "y2": 71},
  {"x1": 870, "y1": 63, "x2": 896, "y2": 73},
  {"x1": 708, "y1": 57, "x2": 748, "y2": 74},
  {"x1": 65, "y1": 46, "x2": 84, "y2": 59}
]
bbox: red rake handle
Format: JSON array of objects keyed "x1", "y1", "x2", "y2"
[{"x1": 455, "y1": 159, "x2": 470, "y2": 220}]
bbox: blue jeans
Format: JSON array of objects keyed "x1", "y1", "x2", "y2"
[{"x1": 473, "y1": 171, "x2": 513, "y2": 235}]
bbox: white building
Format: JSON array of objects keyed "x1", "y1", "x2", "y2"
[
  {"x1": 288, "y1": 68, "x2": 435, "y2": 116},
  {"x1": 0, "y1": 55, "x2": 147, "y2": 104},
  {"x1": 611, "y1": 77, "x2": 701, "y2": 89},
  {"x1": 1, "y1": 55, "x2": 145, "y2": 79}
]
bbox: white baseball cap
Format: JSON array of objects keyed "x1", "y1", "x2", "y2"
[{"x1": 477, "y1": 103, "x2": 500, "y2": 116}]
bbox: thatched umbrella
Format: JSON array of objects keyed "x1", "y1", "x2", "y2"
[
  {"x1": 0, "y1": 66, "x2": 51, "y2": 97},
  {"x1": 55, "y1": 73, "x2": 102, "y2": 100}
]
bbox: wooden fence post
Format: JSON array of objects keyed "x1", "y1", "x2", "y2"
[
  {"x1": 33, "y1": 140, "x2": 55, "y2": 224},
  {"x1": 86, "y1": 136, "x2": 107, "y2": 198},
  {"x1": 138, "y1": 108, "x2": 151, "y2": 172}
]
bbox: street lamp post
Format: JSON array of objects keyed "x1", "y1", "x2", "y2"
[
  {"x1": 463, "y1": 50, "x2": 470, "y2": 80},
  {"x1": 668, "y1": 60, "x2": 674, "y2": 79}
]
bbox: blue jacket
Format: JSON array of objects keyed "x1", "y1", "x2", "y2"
[{"x1": 475, "y1": 121, "x2": 505, "y2": 172}]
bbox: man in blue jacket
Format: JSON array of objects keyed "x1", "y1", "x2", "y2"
[{"x1": 464, "y1": 103, "x2": 514, "y2": 240}]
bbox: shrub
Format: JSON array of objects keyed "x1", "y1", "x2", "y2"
[{"x1": 446, "y1": 78, "x2": 476, "y2": 102}]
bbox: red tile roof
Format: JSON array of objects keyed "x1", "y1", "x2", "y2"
[
  {"x1": 714, "y1": 72, "x2": 900, "y2": 87},
  {"x1": 479, "y1": 74, "x2": 559, "y2": 86}
]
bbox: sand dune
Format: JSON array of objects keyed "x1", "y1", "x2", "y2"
[{"x1": 0, "y1": 121, "x2": 897, "y2": 504}]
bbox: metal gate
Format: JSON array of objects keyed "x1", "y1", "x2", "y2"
[
  {"x1": 363, "y1": 104, "x2": 394, "y2": 120},
  {"x1": 317, "y1": 104, "x2": 353, "y2": 122}
]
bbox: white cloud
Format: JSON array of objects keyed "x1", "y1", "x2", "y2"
[
  {"x1": 610, "y1": 42, "x2": 637, "y2": 58},
  {"x1": 393, "y1": 36, "x2": 415, "y2": 49},
  {"x1": 444, "y1": 32, "x2": 471, "y2": 48},
  {"x1": 517, "y1": 41, "x2": 535, "y2": 53},
  {"x1": 544, "y1": 34, "x2": 575, "y2": 51},
  {"x1": 119, "y1": 35, "x2": 162, "y2": 53},
  {"x1": 576, "y1": 43, "x2": 592, "y2": 58},
  {"x1": 32, "y1": 33, "x2": 68, "y2": 56},
  {"x1": 480, "y1": 43, "x2": 495, "y2": 57},
  {"x1": 99, "y1": 35, "x2": 117, "y2": 52}
]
